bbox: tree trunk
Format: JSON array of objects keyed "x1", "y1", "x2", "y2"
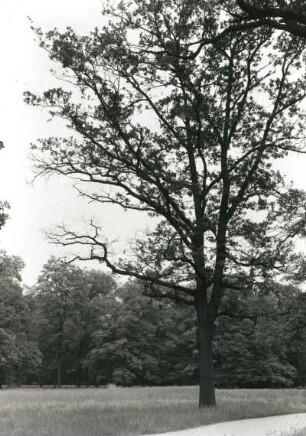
[
  {"x1": 195, "y1": 292, "x2": 216, "y2": 407},
  {"x1": 0, "y1": 368, "x2": 4, "y2": 389},
  {"x1": 57, "y1": 361, "x2": 61, "y2": 388},
  {"x1": 76, "y1": 357, "x2": 82, "y2": 387},
  {"x1": 57, "y1": 328, "x2": 63, "y2": 388}
]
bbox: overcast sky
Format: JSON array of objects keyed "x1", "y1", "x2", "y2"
[
  {"x1": 1, "y1": 0, "x2": 306, "y2": 286},
  {"x1": 0, "y1": 0, "x2": 149, "y2": 286}
]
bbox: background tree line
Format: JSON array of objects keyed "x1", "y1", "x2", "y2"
[{"x1": 1, "y1": 252, "x2": 305, "y2": 389}]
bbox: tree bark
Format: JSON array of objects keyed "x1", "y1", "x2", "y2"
[{"x1": 195, "y1": 292, "x2": 216, "y2": 407}]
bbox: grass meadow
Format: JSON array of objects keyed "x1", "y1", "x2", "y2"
[
  {"x1": 0, "y1": 386, "x2": 306, "y2": 436},
  {"x1": 285, "y1": 430, "x2": 306, "y2": 436}
]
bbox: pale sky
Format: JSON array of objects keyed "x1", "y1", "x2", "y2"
[
  {"x1": 1, "y1": 0, "x2": 306, "y2": 286},
  {"x1": 0, "y1": 0, "x2": 148, "y2": 285}
]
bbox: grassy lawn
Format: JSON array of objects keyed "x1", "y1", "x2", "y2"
[
  {"x1": 0, "y1": 386, "x2": 305, "y2": 436},
  {"x1": 286, "y1": 430, "x2": 306, "y2": 436}
]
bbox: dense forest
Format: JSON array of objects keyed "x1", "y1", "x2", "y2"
[{"x1": 0, "y1": 251, "x2": 305, "y2": 389}]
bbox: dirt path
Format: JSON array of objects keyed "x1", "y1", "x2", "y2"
[{"x1": 147, "y1": 413, "x2": 306, "y2": 436}]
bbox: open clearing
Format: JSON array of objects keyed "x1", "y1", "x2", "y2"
[{"x1": 0, "y1": 386, "x2": 306, "y2": 436}]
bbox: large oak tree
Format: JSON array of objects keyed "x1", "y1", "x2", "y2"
[{"x1": 26, "y1": 0, "x2": 306, "y2": 406}]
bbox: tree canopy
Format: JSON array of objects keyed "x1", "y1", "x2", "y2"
[
  {"x1": 234, "y1": 1, "x2": 306, "y2": 39},
  {"x1": 0, "y1": 251, "x2": 41, "y2": 387},
  {"x1": 0, "y1": 141, "x2": 9, "y2": 230}
]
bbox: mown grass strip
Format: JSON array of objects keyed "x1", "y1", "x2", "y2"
[{"x1": 0, "y1": 387, "x2": 305, "y2": 436}]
